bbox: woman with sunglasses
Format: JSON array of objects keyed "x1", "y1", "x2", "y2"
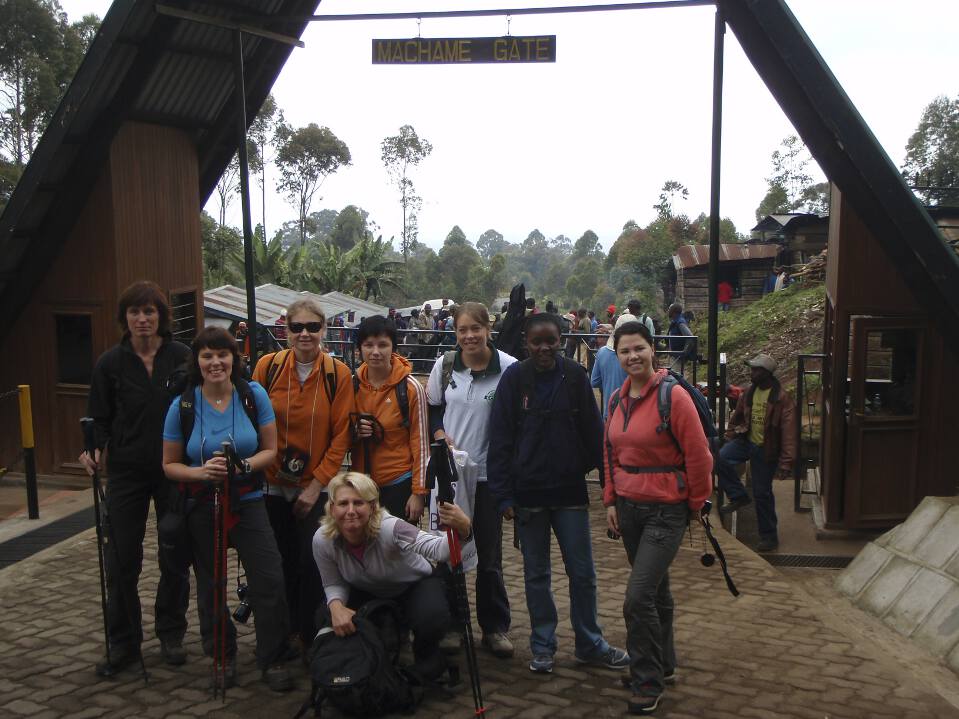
[
  {"x1": 252, "y1": 299, "x2": 355, "y2": 657},
  {"x1": 162, "y1": 326, "x2": 292, "y2": 691},
  {"x1": 351, "y1": 315, "x2": 430, "y2": 523}
]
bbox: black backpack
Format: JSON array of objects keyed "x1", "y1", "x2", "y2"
[
  {"x1": 297, "y1": 601, "x2": 422, "y2": 718},
  {"x1": 178, "y1": 377, "x2": 260, "y2": 442},
  {"x1": 606, "y1": 369, "x2": 719, "y2": 479}
]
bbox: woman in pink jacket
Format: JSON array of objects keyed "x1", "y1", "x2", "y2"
[{"x1": 603, "y1": 321, "x2": 712, "y2": 716}]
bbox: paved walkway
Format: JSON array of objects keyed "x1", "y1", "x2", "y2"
[{"x1": 1, "y1": 485, "x2": 957, "y2": 718}]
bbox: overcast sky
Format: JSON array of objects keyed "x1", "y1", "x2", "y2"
[{"x1": 64, "y1": 0, "x2": 959, "y2": 252}]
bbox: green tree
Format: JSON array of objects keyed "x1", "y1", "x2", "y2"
[
  {"x1": 476, "y1": 228, "x2": 509, "y2": 261},
  {"x1": 438, "y1": 230, "x2": 482, "y2": 298},
  {"x1": 275, "y1": 123, "x2": 351, "y2": 246},
  {"x1": 247, "y1": 94, "x2": 282, "y2": 237},
  {"x1": 565, "y1": 257, "x2": 602, "y2": 305},
  {"x1": 345, "y1": 233, "x2": 405, "y2": 301},
  {"x1": 572, "y1": 229, "x2": 603, "y2": 259},
  {"x1": 652, "y1": 180, "x2": 689, "y2": 220},
  {"x1": 381, "y1": 125, "x2": 433, "y2": 260},
  {"x1": 445, "y1": 224, "x2": 469, "y2": 247},
  {"x1": 901, "y1": 94, "x2": 959, "y2": 205},
  {"x1": 200, "y1": 211, "x2": 241, "y2": 288},
  {"x1": 0, "y1": 2, "x2": 98, "y2": 169},
  {"x1": 230, "y1": 233, "x2": 289, "y2": 285},
  {"x1": 329, "y1": 205, "x2": 369, "y2": 251},
  {"x1": 308, "y1": 242, "x2": 354, "y2": 294},
  {"x1": 754, "y1": 135, "x2": 827, "y2": 219},
  {"x1": 755, "y1": 183, "x2": 791, "y2": 220}
]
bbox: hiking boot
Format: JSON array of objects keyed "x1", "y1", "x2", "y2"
[
  {"x1": 160, "y1": 638, "x2": 187, "y2": 666},
  {"x1": 439, "y1": 631, "x2": 463, "y2": 654},
  {"x1": 719, "y1": 496, "x2": 751, "y2": 516},
  {"x1": 481, "y1": 632, "x2": 514, "y2": 658},
  {"x1": 529, "y1": 654, "x2": 554, "y2": 674},
  {"x1": 95, "y1": 646, "x2": 142, "y2": 678},
  {"x1": 628, "y1": 692, "x2": 662, "y2": 715},
  {"x1": 575, "y1": 646, "x2": 629, "y2": 670},
  {"x1": 262, "y1": 663, "x2": 294, "y2": 693},
  {"x1": 757, "y1": 537, "x2": 780, "y2": 553}
]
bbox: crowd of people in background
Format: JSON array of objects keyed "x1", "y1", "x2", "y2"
[{"x1": 81, "y1": 280, "x2": 796, "y2": 716}]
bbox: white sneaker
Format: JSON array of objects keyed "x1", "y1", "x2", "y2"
[{"x1": 481, "y1": 632, "x2": 514, "y2": 658}]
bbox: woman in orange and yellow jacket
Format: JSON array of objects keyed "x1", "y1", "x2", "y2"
[
  {"x1": 351, "y1": 315, "x2": 429, "y2": 523},
  {"x1": 252, "y1": 298, "x2": 354, "y2": 653}
]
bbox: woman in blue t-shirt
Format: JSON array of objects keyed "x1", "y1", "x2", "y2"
[{"x1": 162, "y1": 327, "x2": 293, "y2": 693}]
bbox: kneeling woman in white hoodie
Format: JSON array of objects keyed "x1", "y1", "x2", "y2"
[{"x1": 312, "y1": 471, "x2": 471, "y2": 680}]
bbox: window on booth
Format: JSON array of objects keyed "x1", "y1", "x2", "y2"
[{"x1": 55, "y1": 314, "x2": 93, "y2": 385}]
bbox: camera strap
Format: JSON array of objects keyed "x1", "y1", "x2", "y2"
[{"x1": 698, "y1": 514, "x2": 739, "y2": 597}]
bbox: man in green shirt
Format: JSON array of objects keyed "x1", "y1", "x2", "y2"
[{"x1": 717, "y1": 354, "x2": 797, "y2": 552}]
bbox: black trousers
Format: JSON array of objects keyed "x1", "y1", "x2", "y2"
[
  {"x1": 472, "y1": 482, "x2": 510, "y2": 634},
  {"x1": 103, "y1": 466, "x2": 190, "y2": 650},
  {"x1": 265, "y1": 494, "x2": 326, "y2": 644},
  {"x1": 316, "y1": 574, "x2": 451, "y2": 681},
  {"x1": 379, "y1": 477, "x2": 413, "y2": 521},
  {"x1": 188, "y1": 497, "x2": 290, "y2": 669}
]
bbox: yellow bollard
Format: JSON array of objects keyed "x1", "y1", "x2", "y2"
[{"x1": 18, "y1": 385, "x2": 38, "y2": 519}]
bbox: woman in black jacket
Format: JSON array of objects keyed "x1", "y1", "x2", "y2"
[
  {"x1": 80, "y1": 281, "x2": 192, "y2": 677},
  {"x1": 487, "y1": 312, "x2": 628, "y2": 675}
]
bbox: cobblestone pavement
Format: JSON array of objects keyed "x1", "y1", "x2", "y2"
[{"x1": 1, "y1": 484, "x2": 957, "y2": 719}]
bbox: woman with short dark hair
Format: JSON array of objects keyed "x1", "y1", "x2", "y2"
[
  {"x1": 81, "y1": 280, "x2": 192, "y2": 677},
  {"x1": 162, "y1": 326, "x2": 293, "y2": 691},
  {"x1": 351, "y1": 315, "x2": 430, "y2": 521}
]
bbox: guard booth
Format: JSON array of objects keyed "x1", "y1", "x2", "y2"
[{"x1": 819, "y1": 186, "x2": 959, "y2": 529}]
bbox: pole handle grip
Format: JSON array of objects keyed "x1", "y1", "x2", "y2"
[{"x1": 80, "y1": 417, "x2": 97, "y2": 455}]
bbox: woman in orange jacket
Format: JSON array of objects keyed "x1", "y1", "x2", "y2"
[
  {"x1": 350, "y1": 315, "x2": 430, "y2": 523},
  {"x1": 252, "y1": 298, "x2": 354, "y2": 652}
]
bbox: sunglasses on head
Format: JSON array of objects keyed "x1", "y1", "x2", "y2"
[{"x1": 289, "y1": 321, "x2": 323, "y2": 334}]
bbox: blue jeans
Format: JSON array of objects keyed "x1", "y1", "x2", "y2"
[
  {"x1": 515, "y1": 507, "x2": 607, "y2": 658},
  {"x1": 618, "y1": 500, "x2": 688, "y2": 698},
  {"x1": 716, "y1": 438, "x2": 778, "y2": 541}
]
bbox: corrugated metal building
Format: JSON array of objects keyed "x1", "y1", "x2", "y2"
[{"x1": 671, "y1": 243, "x2": 780, "y2": 315}]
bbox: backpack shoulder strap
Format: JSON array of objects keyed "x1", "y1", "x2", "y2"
[
  {"x1": 559, "y1": 357, "x2": 582, "y2": 415},
  {"x1": 352, "y1": 374, "x2": 360, "y2": 395},
  {"x1": 440, "y1": 350, "x2": 457, "y2": 395},
  {"x1": 656, "y1": 372, "x2": 684, "y2": 453},
  {"x1": 234, "y1": 377, "x2": 260, "y2": 437},
  {"x1": 264, "y1": 349, "x2": 292, "y2": 393},
  {"x1": 608, "y1": 386, "x2": 622, "y2": 418},
  {"x1": 323, "y1": 353, "x2": 338, "y2": 404},
  {"x1": 395, "y1": 378, "x2": 410, "y2": 428},
  {"x1": 178, "y1": 383, "x2": 196, "y2": 445}
]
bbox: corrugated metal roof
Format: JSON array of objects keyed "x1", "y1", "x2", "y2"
[
  {"x1": 0, "y1": 0, "x2": 320, "y2": 342},
  {"x1": 672, "y1": 243, "x2": 780, "y2": 270},
  {"x1": 321, "y1": 291, "x2": 388, "y2": 319},
  {"x1": 204, "y1": 284, "x2": 381, "y2": 328}
]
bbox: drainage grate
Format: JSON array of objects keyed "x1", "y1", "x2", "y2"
[
  {"x1": 760, "y1": 554, "x2": 853, "y2": 569},
  {"x1": 0, "y1": 506, "x2": 95, "y2": 569}
]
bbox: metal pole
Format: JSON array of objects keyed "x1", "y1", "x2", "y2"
[
  {"x1": 794, "y1": 355, "x2": 804, "y2": 513},
  {"x1": 18, "y1": 385, "x2": 38, "y2": 520},
  {"x1": 706, "y1": 5, "x2": 725, "y2": 417},
  {"x1": 234, "y1": 29, "x2": 258, "y2": 368}
]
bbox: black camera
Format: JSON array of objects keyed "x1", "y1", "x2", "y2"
[{"x1": 232, "y1": 583, "x2": 252, "y2": 624}]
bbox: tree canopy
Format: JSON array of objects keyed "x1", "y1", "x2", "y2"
[{"x1": 901, "y1": 94, "x2": 959, "y2": 205}]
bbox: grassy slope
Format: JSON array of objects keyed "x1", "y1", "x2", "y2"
[{"x1": 690, "y1": 281, "x2": 826, "y2": 390}]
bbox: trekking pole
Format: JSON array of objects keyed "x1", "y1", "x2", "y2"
[
  {"x1": 80, "y1": 418, "x2": 149, "y2": 684},
  {"x1": 429, "y1": 442, "x2": 485, "y2": 716},
  {"x1": 211, "y1": 442, "x2": 233, "y2": 700}
]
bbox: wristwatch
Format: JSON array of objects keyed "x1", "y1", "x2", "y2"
[{"x1": 242, "y1": 459, "x2": 253, "y2": 475}]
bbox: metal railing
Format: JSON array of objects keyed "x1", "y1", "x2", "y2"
[
  {"x1": 261, "y1": 326, "x2": 700, "y2": 379},
  {"x1": 794, "y1": 353, "x2": 826, "y2": 513}
]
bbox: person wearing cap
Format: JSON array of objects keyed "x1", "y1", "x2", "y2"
[
  {"x1": 717, "y1": 354, "x2": 797, "y2": 552},
  {"x1": 606, "y1": 304, "x2": 617, "y2": 324}
]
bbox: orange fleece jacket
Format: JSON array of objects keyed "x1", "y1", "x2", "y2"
[
  {"x1": 253, "y1": 349, "x2": 354, "y2": 488},
  {"x1": 603, "y1": 369, "x2": 713, "y2": 511},
  {"x1": 351, "y1": 354, "x2": 429, "y2": 495}
]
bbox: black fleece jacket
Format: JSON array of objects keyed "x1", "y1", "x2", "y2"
[
  {"x1": 86, "y1": 335, "x2": 191, "y2": 471},
  {"x1": 487, "y1": 357, "x2": 604, "y2": 513}
]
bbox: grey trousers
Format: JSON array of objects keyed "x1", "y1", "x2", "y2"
[{"x1": 617, "y1": 499, "x2": 688, "y2": 698}]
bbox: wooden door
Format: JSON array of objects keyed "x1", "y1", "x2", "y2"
[
  {"x1": 50, "y1": 309, "x2": 99, "y2": 474},
  {"x1": 844, "y1": 316, "x2": 924, "y2": 527}
]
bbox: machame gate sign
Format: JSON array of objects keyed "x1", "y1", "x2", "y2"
[{"x1": 372, "y1": 36, "x2": 556, "y2": 64}]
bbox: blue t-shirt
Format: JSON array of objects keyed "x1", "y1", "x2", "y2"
[
  {"x1": 163, "y1": 382, "x2": 275, "y2": 500},
  {"x1": 590, "y1": 346, "x2": 628, "y2": 421}
]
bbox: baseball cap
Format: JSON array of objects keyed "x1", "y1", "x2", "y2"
[
  {"x1": 607, "y1": 304, "x2": 616, "y2": 315},
  {"x1": 746, "y1": 354, "x2": 777, "y2": 373}
]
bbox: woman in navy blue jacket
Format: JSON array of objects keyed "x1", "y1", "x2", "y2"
[{"x1": 487, "y1": 312, "x2": 628, "y2": 674}]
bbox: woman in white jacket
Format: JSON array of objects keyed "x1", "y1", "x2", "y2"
[{"x1": 313, "y1": 472, "x2": 470, "y2": 680}]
